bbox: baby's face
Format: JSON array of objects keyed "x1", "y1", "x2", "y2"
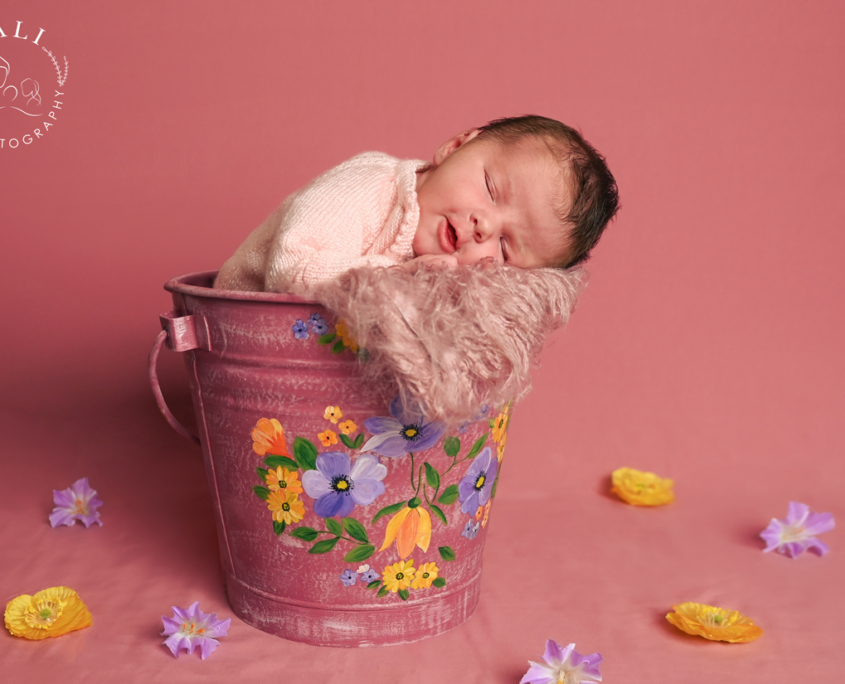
[{"x1": 414, "y1": 131, "x2": 569, "y2": 268}]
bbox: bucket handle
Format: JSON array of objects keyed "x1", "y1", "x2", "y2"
[{"x1": 148, "y1": 312, "x2": 201, "y2": 444}]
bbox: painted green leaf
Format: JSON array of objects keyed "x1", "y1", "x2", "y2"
[
  {"x1": 432, "y1": 577, "x2": 446, "y2": 588},
  {"x1": 353, "y1": 433, "x2": 364, "y2": 449},
  {"x1": 398, "y1": 588, "x2": 409, "y2": 601},
  {"x1": 342, "y1": 517, "x2": 369, "y2": 543},
  {"x1": 491, "y1": 475, "x2": 498, "y2": 499},
  {"x1": 293, "y1": 436, "x2": 318, "y2": 471},
  {"x1": 264, "y1": 455, "x2": 299, "y2": 471},
  {"x1": 467, "y1": 432, "x2": 488, "y2": 459},
  {"x1": 343, "y1": 544, "x2": 375, "y2": 563},
  {"x1": 318, "y1": 332, "x2": 337, "y2": 345},
  {"x1": 339, "y1": 433, "x2": 355, "y2": 449},
  {"x1": 429, "y1": 503, "x2": 448, "y2": 526},
  {"x1": 372, "y1": 501, "x2": 407, "y2": 524},
  {"x1": 273, "y1": 520, "x2": 286, "y2": 536},
  {"x1": 438, "y1": 546, "x2": 456, "y2": 562},
  {"x1": 377, "y1": 586, "x2": 389, "y2": 598},
  {"x1": 331, "y1": 339, "x2": 345, "y2": 354},
  {"x1": 290, "y1": 526, "x2": 319, "y2": 541},
  {"x1": 253, "y1": 486, "x2": 271, "y2": 501},
  {"x1": 437, "y1": 484, "x2": 459, "y2": 505},
  {"x1": 326, "y1": 518, "x2": 343, "y2": 537},
  {"x1": 367, "y1": 580, "x2": 381, "y2": 590},
  {"x1": 309, "y1": 537, "x2": 340, "y2": 554},
  {"x1": 256, "y1": 467, "x2": 269, "y2": 479},
  {"x1": 443, "y1": 436, "x2": 461, "y2": 458},
  {"x1": 424, "y1": 462, "x2": 440, "y2": 490}
]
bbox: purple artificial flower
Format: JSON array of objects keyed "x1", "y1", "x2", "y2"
[
  {"x1": 458, "y1": 446, "x2": 498, "y2": 515},
  {"x1": 521, "y1": 640, "x2": 603, "y2": 684},
  {"x1": 361, "y1": 395, "x2": 446, "y2": 458},
  {"x1": 292, "y1": 319, "x2": 309, "y2": 339},
  {"x1": 340, "y1": 569, "x2": 358, "y2": 586},
  {"x1": 360, "y1": 568, "x2": 379, "y2": 584},
  {"x1": 49, "y1": 477, "x2": 103, "y2": 528},
  {"x1": 161, "y1": 602, "x2": 231, "y2": 659},
  {"x1": 309, "y1": 313, "x2": 329, "y2": 335},
  {"x1": 302, "y1": 452, "x2": 387, "y2": 518},
  {"x1": 462, "y1": 519, "x2": 480, "y2": 540},
  {"x1": 760, "y1": 501, "x2": 835, "y2": 558}
]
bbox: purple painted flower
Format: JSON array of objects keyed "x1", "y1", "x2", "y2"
[
  {"x1": 361, "y1": 395, "x2": 446, "y2": 458},
  {"x1": 760, "y1": 501, "x2": 835, "y2": 557},
  {"x1": 521, "y1": 639, "x2": 603, "y2": 684},
  {"x1": 340, "y1": 569, "x2": 358, "y2": 586},
  {"x1": 360, "y1": 568, "x2": 379, "y2": 584},
  {"x1": 292, "y1": 319, "x2": 309, "y2": 339},
  {"x1": 309, "y1": 313, "x2": 329, "y2": 335},
  {"x1": 161, "y1": 602, "x2": 231, "y2": 659},
  {"x1": 462, "y1": 519, "x2": 480, "y2": 540},
  {"x1": 49, "y1": 477, "x2": 103, "y2": 528},
  {"x1": 302, "y1": 452, "x2": 387, "y2": 518},
  {"x1": 458, "y1": 446, "x2": 498, "y2": 515}
]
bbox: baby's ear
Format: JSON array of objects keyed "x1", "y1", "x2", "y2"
[{"x1": 432, "y1": 128, "x2": 481, "y2": 165}]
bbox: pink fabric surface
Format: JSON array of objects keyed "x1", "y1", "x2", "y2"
[{"x1": 2, "y1": 0, "x2": 844, "y2": 680}]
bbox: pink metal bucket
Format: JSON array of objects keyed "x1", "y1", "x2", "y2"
[{"x1": 149, "y1": 272, "x2": 510, "y2": 647}]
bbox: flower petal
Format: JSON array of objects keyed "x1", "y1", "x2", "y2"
[
  {"x1": 803, "y1": 511, "x2": 835, "y2": 536},
  {"x1": 520, "y1": 661, "x2": 556, "y2": 684},
  {"x1": 407, "y1": 422, "x2": 446, "y2": 452},
  {"x1": 349, "y1": 454, "x2": 387, "y2": 482},
  {"x1": 543, "y1": 639, "x2": 572, "y2": 667},
  {"x1": 380, "y1": 506, "x2": 412, "y2": 551},
  {"x1": 415, "y1": 507, "x2": 432, "y2": 552},
  {"x1": 363, "y1": 416, "x2": 402, "y2": 436},
  {"x1": 314, "y1": 492, "x2": 352, "y2": 518},
  {"x1": 302, "y1": 470, "x2": 331, "y2": 499},
  {"x1": 316, "y1": 452, "x2": 351, "y2": 481},
  {"x1": 361, "y1": 432, "x2": 409, "y2": 457},
  {"x1": 396, "y1": 509, "x2": 419, "y2": 559},
  {"x1": 350, "y1": 477, "x2": 385, "y2": 507},
  {"x1": 786, "y1": 501, "x2": 810, "y2": 526}
]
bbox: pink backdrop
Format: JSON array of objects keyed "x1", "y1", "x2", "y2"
[{"x1": 2, "y1": 1, "x2": 843, "y2": 681}]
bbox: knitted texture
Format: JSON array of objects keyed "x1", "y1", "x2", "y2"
[
  {"x1": 214, "y1": 153, "x2": 426, "y2": 294},
  {"x1": 312, "y1": 263, "x2": 586, "y2": 425}
]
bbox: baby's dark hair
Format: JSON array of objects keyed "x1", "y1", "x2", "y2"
[{"x1": 477, "y1": 115, "x2": 619, "y2": 268}]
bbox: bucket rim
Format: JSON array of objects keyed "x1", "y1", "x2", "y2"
[{"x1": 164, "y1": 271, "x2": 316, "y2": 304}]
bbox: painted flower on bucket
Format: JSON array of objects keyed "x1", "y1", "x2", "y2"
[
  {"x1": 340, "y1": 569, "x2": 358, "y2": 586},
  {"x1": 458, "y1": 446, "x2": 498, "y2": 515},
  {"x1": 302, "y1": 452, "x2": 387, "y2": 518},
  {"x1": 49, "y1": 477, "x2": 103, "y2": 528},
  {"x1": 666, "y1": 602, "x2": 763, "y2": 643},
  {"x1": 521, "y1": 639, "x2": 603, "y2": 684},
  {"x1": 291, "y1": 319, "x2": 309, "y2": 339},
  {"x1": 610, "y1": 467, "x2": 674, "y2": 506},
  {"x1": 382, "y1": 560, "x2": 415, "y2": 593},
  {"x1": 5, "y1": 586, "x2": 93, "y2": 640},
  {"x1": 264, "y1": 466, "x2": 303, "y2": 495},
  {"x1": 411, "y1": 562, "x2": 439, "y2": 589},
  {"x1": 266, "y1": 489, "x2": 305, "y2": 525},
  {"x1": 324, "y1": 405, "x2": 343, "y2": 424},
  {"x1": 760, "y1": 501, "x2": 834, "y2": 557},
  {"x1": 318, "y1": 429, "x2": 338, "y2": 447},
  {"x1": 161, "y1": 602, "x2": 231, "y2": 659},
  {"x1": 380, "y1": 505, "x2": 432, "y2": 559},
  {"x1": 251, "y1": 418, "x2": 289, "y2": 457},
  {"x1": 362, "y1": 395, "x2": 446, "y2": 457}
]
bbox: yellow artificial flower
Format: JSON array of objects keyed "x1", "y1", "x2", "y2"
[
  {"x1": 323, "y1": 406, "x2": 343, "y2": 424},
  {"x1": 318, "y1": 429, "x2": 338, "y2": 446},
  {"x1": 380, "y1": 506, "x2": 432, "y2": 559},
  {"x1": 335, "y1": 320, "x2": 359, "y2": 352},
  {"x1": 338, "y1": 419, "x2": 357, "y2": 435},
  {"x1": 491, "y1": 407, "x2": 510, "y2": 443},
  {"x1": 411, "y1": 562, "x2": 440, "y2": 589},
  {"x1": 5, "y1": 586, "x2": 92, "y2": 640},
  {"x1": 382, "y1": 560, "x2": 415, "y2": 593},
  {"x1": 264, "y1": 466, "x2": 303, "y2": 495},
  {"x1": 251, "y1": 418, "x2": 290, "y2": 457},
  {"x1": 267, "y1": 489, "x2": 305, "y2": 525},
  {"x1": 610, "y1": 467, "x2": 674, "y2": 506},
  {"x1": 666, "y1": 602, "x2": 763, "y2": 643}
]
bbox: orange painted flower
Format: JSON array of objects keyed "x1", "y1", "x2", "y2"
[
  {"x1": 382, "y1": 560, "x2": 415, "y2": 593},
  {"x1": 496, "y1": 430, "x2": 508, "y2": 462},
  {"x1": 318, "y1": 429, "x2": 338, "y2": 447},
  {"x1": 474, "y1": 505, "x2": 484, "y2": 522},
  {"x1": 266, "y1": 489, "x2": 305, "y2": 525},
  {"x1": 666, "y1": 602, "x2": 763, "y2": 643},
  {"x1": 5, "y1": 586, "x2": 92, "y2": 640},
  {"x1": 323, "y1": 406, "x2": 343, "y2": 424},
  {"x1": 411, "y1": 562, "x2": 439, "y2": 589},
  {"x1": 610, "y1": 467, "x2": 674, "y2": 506},
  {"x1": 335, "y1": 320, "x2": 359, "y2": 353},
  {"x1": 380, "y1": 506, "x2": 432, "y2": 559},
  {"x1": 491, "y1": 408, "x2": 510, "y2": 443},
  {"x1": 251, "y1": 418, "x2": 289, "y2": 457},
  {"x1": 482, "y1": 500, "x2": 491, "y2": 528},
  {"x1": 264, "y1": 466, "x2": 302, "y2": 495},
  {"x1": 338, "y1": 419, "x2": 357, "y2": 435}
]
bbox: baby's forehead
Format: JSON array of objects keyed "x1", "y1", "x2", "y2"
[{"x1": 490, "y1": 136, "x2": 574, "y2": 211}]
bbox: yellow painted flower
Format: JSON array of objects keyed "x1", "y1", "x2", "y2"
[
  {"x1": 338, "y1": 419, "x2": 357, "y2": 435},
  {"x1": 380, "y1": 506, "x2": 431, "y2": 559},
  {"x1": 318, "y1": 429, "x2": 338, "y2": 446},
  {"x1": 482, "y1": 500, "x2": 491, "y2": 528},
  {"x1": 411, "y1": 562, "x2": 439, "y2": 589},
  {"x1": 382, "y1": 560, "x2": 415, "y2": 593},
  {"x1": 496, "y1": 430, "x2": 508, "y2": 462},
  {"x1": 251, "y1": 418, "x2": 290, "y2": 457},
  {"x1": 5, "y1": 586, "x2": 92, "y2": 640},
  {"x1": 335, "y1": 320, "x2": 359, "y2": 353},
  {"x1": 666, "y1": 603, "x2": 763, "y2": 643},
  {"x1": 323, "y1": 406, "x2": 343, "y2": 424},
  {"x1": 266, "y1": 489, "x2": 305, "y2": 525},
  {"x1": 264, "y1": 466, "x2": 302, "y2": 495},
  {"x1": 610, "y1": 467, "x2": 674, "y2": 506},
  {"x1": 491, "y1": 408, "x2": 510, "y2": 443}
]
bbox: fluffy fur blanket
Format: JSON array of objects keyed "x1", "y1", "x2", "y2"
[{"x1": 311, "y1": 263, "x2": 585, "y2": 426}]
